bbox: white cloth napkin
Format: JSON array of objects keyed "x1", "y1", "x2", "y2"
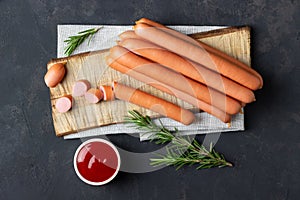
[{"x1": 58, "y1": 25, "x2": 244, "y2": 141}]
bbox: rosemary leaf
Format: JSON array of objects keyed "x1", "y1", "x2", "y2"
[
  {"x1": 64, "y1": 27, "x2": 102, "y2": 56},
  {"x1": 125, "y1": 110, "x2": 233, "y2": 170}
]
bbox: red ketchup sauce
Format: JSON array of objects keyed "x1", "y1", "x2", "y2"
[{"x1": 75, "y1": 141, "x2": 119, "y2": 183}]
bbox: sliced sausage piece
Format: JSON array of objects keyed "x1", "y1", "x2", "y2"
[
  {"x1": 113, "y1": 82, "x2": 195, "y2": 125},
  {"x1": 118, "y1": 38, "x2": 255, "y2": 103},
  {"x1": 85, "y1": 88, "x2": 103, "y2": 104},
  {"x1": 44, "y1": 63, "x2": 66, "y2": 88},
  {"x1": 99, "y1": 85, "x2": 115, "y2": 101},
  {"x1": 72, "y1": 80, "x2": 91, "y2": 97},
  {"x1": 56, "y1": 95, "x2": 73, "y2": 113},
  {"x1": 134, "y1": 23, "x2": 261, "y2": 90},
  {"x1": 107, "y1": 58, "x2": 231, "y2": 122},
  {"x1": 135, "y1": 18, "x2": 263, "y2": 88},
  {"x1": 108, "y1": 45, "x2": 241, "y2": 115}
]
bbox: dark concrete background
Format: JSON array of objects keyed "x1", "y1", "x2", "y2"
[{"x1": 0, "y1": 0, "x2": 299, "y2": 199}]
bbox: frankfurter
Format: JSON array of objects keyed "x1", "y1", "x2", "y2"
[
  {"x1": 118, "y1": 30, "x2": 141, "y2": 40},
  {"x1": 44, "y1": 63, "x2": 66, "y2": 88},
  {"x1": 113, "y1": 82, "x2": 195, "y2": 125}
]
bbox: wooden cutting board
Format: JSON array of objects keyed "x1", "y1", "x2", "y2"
[{"x1": 47, "y1": 26, "x2": 251, "y2": 137}]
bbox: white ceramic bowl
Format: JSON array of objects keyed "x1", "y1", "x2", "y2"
[{"x1": 73, "y1": 138, "x2": 121, "y2": 186}]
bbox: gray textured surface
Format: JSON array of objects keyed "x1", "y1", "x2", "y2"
[{"x1": 0, "y1": 0, "x2": 299, "y2": 199}]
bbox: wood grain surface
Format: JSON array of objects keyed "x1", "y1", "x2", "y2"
[{"x1": 47, "y1": 27, "x2": 251, "y2": 136}]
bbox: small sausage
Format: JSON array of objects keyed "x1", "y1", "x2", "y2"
[
  {"x1": 55, "y1": 95, "x2": 73, "y2": 113},
  {"x1": 106, "y1": 58, "x2": 231, "y2": 122},
  {"x1": 99, "y1": 85, "x2": 115, "y2": 101},
  {"x1": 135, "y1": 18, "x2": 165, "y2": 28},
  {"x1": 135, "y1": 18, "x2": 263, "y2": 88},
  {"x1": 44, "y1": 63, "x2": 66, "y2": 88},
  {"x1": 113, "y1": 82, "x2": 195, "y2": 125},
  {"x1": 118, "y1": 30, "x2": 141, "y2": 40},
  {"x1": 72, "y1": 80, "x2": 91, "y2": 97},
  {"x1": 134, "y1": 23, "x2": 261, "y2": 90},
  {"x1": 84, "y1": 88, "x2": 103, "y2": 103}
]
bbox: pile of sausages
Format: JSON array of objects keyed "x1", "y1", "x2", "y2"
[{"x1": 106, "y1": 18, "x2": 263, "y2": 124}]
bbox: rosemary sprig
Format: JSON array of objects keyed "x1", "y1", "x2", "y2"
[
  {"x1": 125, "y1": 110, "x2": 233, "y2": 170},
  {"x1": 64, "y1": 27, "x2": 102, "y2": 56}
]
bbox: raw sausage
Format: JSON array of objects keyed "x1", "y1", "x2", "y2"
[
  {"x1": 118, "y1": 30, "x2": 141, "y2": 40},
  {"x1": 113, "y1": 81, "x2": 195, "y2": 125},
  {"x1": 44, "y1": 63, "x2": 66, "y2": 88}
]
